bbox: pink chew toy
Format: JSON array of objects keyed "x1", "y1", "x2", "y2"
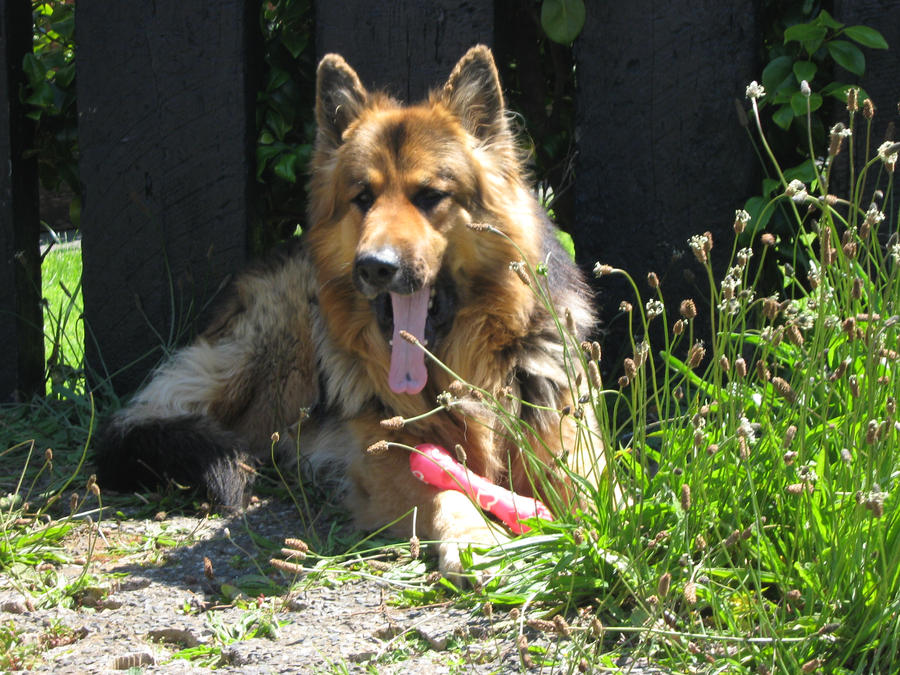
[{"x1": 410, "y1": 443, "x2": 553, "y2": 534}]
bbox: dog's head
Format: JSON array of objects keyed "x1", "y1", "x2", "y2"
[{"x1": 307, "y1": 46, "x2": 533, "y2": 396}]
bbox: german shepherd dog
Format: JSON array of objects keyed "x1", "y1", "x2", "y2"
[{"x1": 96, "y1": 46, "x2": 598, "y2": 576}]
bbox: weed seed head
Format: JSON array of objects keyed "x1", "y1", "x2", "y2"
[
  {"x1": 624, "y1": 358, "x2": 637, "y2": 379},
  {"x1": 687, "y1": 341, "x2": 705, "y2": 369},
  {"x1": 552, "y1": 614, "x2": 572, "y2": 637},
  {"x1": 380, "y1": 416, "x2": 405, "y2": 431},
  {"x1": 863, "y1": 98, "x2": 874, "y2": 120},
  {"x1": 760, "y1": 232, "x2": 776, "y2": 247},
  {"x1": 772, "y1": 376, "x2": 797, "y2": 403},
  {"x1": 829, "y1": 122, "x2": 851, "y2": 156},
  {"x1": 509, "y1": 260, "x2": 530, "y2": 286},
  {"x1": 802, "y1": 659, "x2": 823, "y2": 673},
  {"x1": 409, "y1": 535, "x2": 420, "y2": 559},
  {"x1": 657, "y1": 572, "x2": 672, "y2": 597},
  {"x1": 454, "y1": 444, "x2": 467, "y2": 463},
  {"x1": 847, "y1": 87, "x2": 858, "y2": 112},
  {"x1": 786, "y1": 323, "x2": 805, "y2": 347},
  {"x1": 684, "y1": 581, "x2": 697, "y2": 605},
  {"x1": 588, "y1": 361, "x2": 602, "y2": 388},
  {"x1": 673, "y1": 319, "x2": 685, "y2": 335},
  {"x1": 594, "y1": 262, "x2": 614, "y2": 277},
  {"x1": 688, "y1": 234, "x2": 710, "y2": 264},
  {"x1": 647, "y1": 271, "x2": 660, "y2": 288},
  {"x1": 365, "y1": 440, "x2": 390, "y2": 455},
  {"x1": 733, "y1": 209, "x2": 751, "y2": 234},
  {"x1": 734, "y1": 357, "x2": 747, "y2": 378},
  {"x1": 680, "y1": 299, "x2": 697, "y2": 320},
  {"x1": 800, "y1": 80, "x2": 811, "y2": 97},
  {"x1": 565, "y1": 308, "x2": 576, "y2": 334},
  {"x1": 680, "y1": 483, "x2": 692, "y2": 512}
]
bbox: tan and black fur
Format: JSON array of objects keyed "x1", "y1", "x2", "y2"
[{"x1": 96, "y1": 46, "x2": 599, "y2": 576}]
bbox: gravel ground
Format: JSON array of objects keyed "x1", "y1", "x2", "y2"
[{"x1": 0, "y1": 497, "x2": 529, "y2": 674}]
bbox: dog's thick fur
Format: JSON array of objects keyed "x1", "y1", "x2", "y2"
[{"x1": 96, "y1": 46, "x2": 599, "y2": 575}]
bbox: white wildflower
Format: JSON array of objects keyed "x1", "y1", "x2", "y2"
[
  {"x1": 745, "y1": 81, "x2": 766, "y2": 100},
  {"x1": 830, "y1": 123, "x2": 852, "y2": 139},
  {"x1": 877, "y1": 141, "x2": 899, "y2": 171},
  {"x1": 737, "y1": 416, "x2": 757, "y2": 441},
  {"x1": 785, "y1": 179, "x2": 806, "y2": 197},
  {"x1": 645, "y1": 299, "x2": 665, "y2": 320},
  {"x1": 890, "y1": 242, "x2": 900, "y2": 264},
  {"x1": 865, "y1": 204, "x2": 885, "y2": 227}
]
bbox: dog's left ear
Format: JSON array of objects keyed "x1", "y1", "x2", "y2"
[{"x1": 442, "y1": 45, "x2": 509, "y2": 143}]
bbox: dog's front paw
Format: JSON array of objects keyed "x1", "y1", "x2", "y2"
[{"x1": 430, "y1": 490, "x2": 508, "y2": 586}]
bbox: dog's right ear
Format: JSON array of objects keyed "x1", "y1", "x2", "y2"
[{"x1": 316, "y1": 54, "x2": 368, "y2": 148}]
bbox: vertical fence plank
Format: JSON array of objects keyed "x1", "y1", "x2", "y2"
[
  {"x1": 77, "y1": 2, "x2": 258, "y2": 396},
  {"x1": 315, "y1": 0, "x2": 493, "y2": 102},
  {"x1": 1, "y1": 0, "x2": 43, "y2": 402},
  {"x1": 575, "y1": 3, "x2": 761, "y2": 354}
]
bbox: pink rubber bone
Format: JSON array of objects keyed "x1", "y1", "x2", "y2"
[{"x1": 410, "y1": 443, "x2": 553, "y2": 534}]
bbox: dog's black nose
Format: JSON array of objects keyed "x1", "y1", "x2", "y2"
[{"x1": 354, "y1": 249, "x2": 401, "y2": 292}]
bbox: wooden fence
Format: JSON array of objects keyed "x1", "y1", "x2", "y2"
[{"x1": 2, "y1": 0, "x2": 897, "y2": 401}]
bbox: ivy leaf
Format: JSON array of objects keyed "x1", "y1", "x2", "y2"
[
  {"x1": 843, "y1": 25, "x2": 888, "y2": 50},
  {"x1": 827, "y1": 40, "x2": 865, "y2": 75},
  {"x1": 792, "y1": 61, "x2": 817, "y2": 84},
  {"x1": 273, "y1": 153, "x2": 299, "y2": 183},
  {"x1": 540, "y1": 0, "x2": 586, "y2": 45}
]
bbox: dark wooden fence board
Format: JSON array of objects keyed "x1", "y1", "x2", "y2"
[
  {"x1": 77, "y1": 1, "x2": 257, "y2": 395},
  {"x1": 834, "y1": 0, "x2": 900, "y2": 180},
  {"x1": 1, "y1": 0, "x2": 43, "y2": 402},
  {"x1": 315, "y1": 0, "x2": 494, "y2": 101},
  {"x1": 574, "y1": 3, "x2": 761, "y2": 353}
]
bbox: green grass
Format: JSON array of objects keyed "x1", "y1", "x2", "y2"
[
  {"x1": 438, "y1": 87, "x2": 900, "y2": 673},
  {"x1": 41, "y1": 242, "x2": 84, "y2": 398}
]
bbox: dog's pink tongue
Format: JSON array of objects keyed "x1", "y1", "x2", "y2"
[{"x1": 389, "y1": 287, "x2": 430, "y2": 394}]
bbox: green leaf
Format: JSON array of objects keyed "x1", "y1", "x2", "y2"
[
  {"x1": 815, "y1": 9, "x2": 844, "y2": 31},
  {"x1": 793, "y1": 60, "x2": 818, "y2": 84},
  {"x1": 742, "y1": 195, "x2": 774, "y2": 235},
  {"x1": 540, "y1": 0, "x2": 586, "y2": 45},
  {"x1": 790, "y1": 91, "x2": 822, "y2": 115},
  {"x1": 273, "y1": 153, "x2": 299, "y2": 182},
  {"x1": 827, "y1": 40, "x2": 865, "y2": 75},
  {"x1": 772, "y1": 104, "x2": 795, "y2": 130},
  {"x1": 783, "y1": 23, "x2": 827, "y2": 47},
  {"x1": 843, "y1": 25, "x2": 889, "y2": 50},
  {"x1": 556, "y1": 230, "x2": 576, "y2": 261},
  {"x1": 762, "y1": 55, "x2": 794, "y2": 94}
]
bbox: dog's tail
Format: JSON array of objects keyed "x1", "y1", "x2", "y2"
[{"x1": 94, "y1": 414, "x2": 255, "y2": 509}]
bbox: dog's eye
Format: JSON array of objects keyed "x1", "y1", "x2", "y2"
[
  {"x1": 352, "y1": 187, "x2": 375, "y2": 212},
  {"x1": 412, "y1": 188, "x2": 448, "y2": 212}
]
